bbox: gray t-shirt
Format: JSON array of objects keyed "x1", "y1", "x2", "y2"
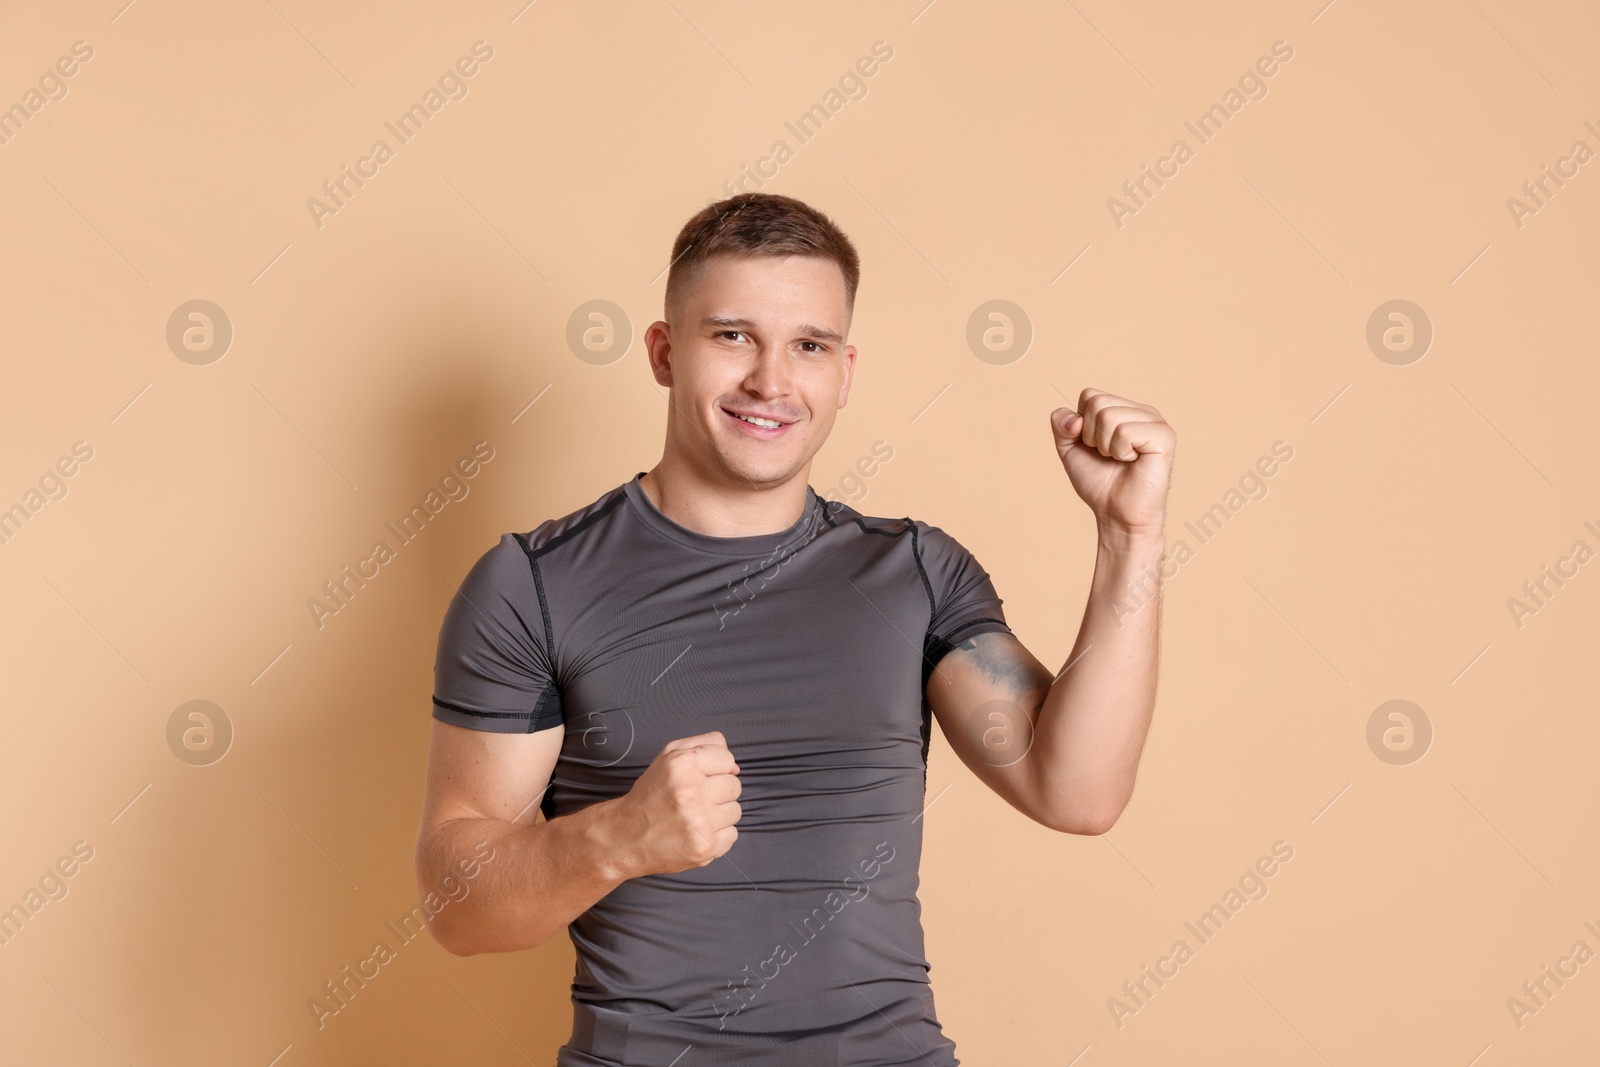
[{"x1": 432, "y1": 472, "x2": 1014, "y2": 1067}]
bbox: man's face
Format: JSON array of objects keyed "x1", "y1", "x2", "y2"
[{"x1": 647, "y1": 254, "x2": 856, "y2": 491}]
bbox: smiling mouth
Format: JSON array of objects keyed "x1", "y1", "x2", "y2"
[
  {"x1": 720, "y1": 406, "x2": 795, "y2": 436},
  {"x1": 725, "y1": 409, "x2": 784, "y2": 428}
]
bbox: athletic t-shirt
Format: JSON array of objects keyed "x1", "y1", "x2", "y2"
[{"x1": 432, "y1": 472, "x2": 1014, "y2": 1067}]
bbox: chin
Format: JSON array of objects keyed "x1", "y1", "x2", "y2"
[{"x1": 715, "y1": 451, "x2": 802, "y2": 489}]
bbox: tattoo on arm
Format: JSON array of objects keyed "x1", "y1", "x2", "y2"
[{"x1": 947, "y1": 632, "x2": 1054, "y2": 705}]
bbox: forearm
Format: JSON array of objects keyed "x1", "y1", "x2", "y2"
[
  {"x1": 1030, "y1": 522, "x2": 1165, "y2": 832},
  {"x1": 418, "y1": 796, "x2": 633, "y2": 955}
]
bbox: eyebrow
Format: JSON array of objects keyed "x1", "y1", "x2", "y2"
[{"x1": 700, "y1": 316, "x2": 845, "y2": 346}]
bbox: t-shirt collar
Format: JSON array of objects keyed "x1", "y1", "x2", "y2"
[{"x1": 622, "y1": 472, "x2": 823, "y2": 558}]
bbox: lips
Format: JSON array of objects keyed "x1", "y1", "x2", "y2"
[{"x1": 720, "y1": 405, "x2": 795, "y2": 438}]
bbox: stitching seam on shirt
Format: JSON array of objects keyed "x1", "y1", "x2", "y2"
[
  {"x1": 512, "y1": 531, "x2": 561, "y2": 732},
  {"x1": 527, "y1": 560, "x2": 555, "y2": 733},
  {"x1": 432, "y1": 696, "x2": 535, "y2": 719},
  {"x1": 908, "y1": 520, "x2": 937, "y2": 620},
  {"x1": 848, "y1": 517, "x2": 906, "y2": 538},
  {"x1": 935, "y1": 616, "x2": 1010, "y2": 645},
  {"x1": 526, "y1": 487, "x2": 628, "y2": 562}
]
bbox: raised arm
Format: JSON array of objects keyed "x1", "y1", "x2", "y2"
[{"x1": 926, "y1": 389, "x2": 1175, "y2": 835}]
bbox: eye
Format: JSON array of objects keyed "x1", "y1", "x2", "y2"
[
  {"x1": 798, "y1": 341, "x2": 824, "y2": 353},
  {"x1": 717, "y1": 330, "x2": 747, "y2": 343}
]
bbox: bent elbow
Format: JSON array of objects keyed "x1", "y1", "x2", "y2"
[
  {"x1": 1028, "y1": 772, "x2": 1135, "y2": 835},
  {"x1": 1039, "y1": 798, "x2": 1126, "y2": 835},
  {"x1": 424, "y1": 915, "x2": 477, "y2": 956},
  {"x1": 427, "y1": 912, "x2": 559, "y2": 956},
  {"x1": 440, "y1": 936, "x2": 480, "y2": 958},
  {"x1": 1043, "y1": 812, "x2": 1118, "y2": 835},
  {"x1": 1072, "y1": 809, "x2": 1122, "y2": 835}
]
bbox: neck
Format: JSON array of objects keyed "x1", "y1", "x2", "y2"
[{"x1": 639, "y1": 456, "x2": 811, "y2": 538}]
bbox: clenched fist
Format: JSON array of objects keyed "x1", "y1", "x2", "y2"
[
  {"x1": 1052, "y1": 387, "x2": 1176, "y2": 540},
  {"x1": 611, "y1": 730, "x2": 742, "y2": 877}
]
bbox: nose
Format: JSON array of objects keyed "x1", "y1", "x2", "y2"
[{"x1": 741, "y1": 341, "x2": 791, "y2": 400}]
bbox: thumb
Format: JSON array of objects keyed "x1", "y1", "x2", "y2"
[
  {"x1": 1051, "y1": 407, "x2": 1082, "y2": 461},
  {"x1": 1052, "y1": 407, "x2": 1082, "y2": 438}
]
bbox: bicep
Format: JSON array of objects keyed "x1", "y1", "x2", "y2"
[
  {"x1": 926, "y1": 630, "x2": 1055, "y2": 812},
  {"x1": 419, "y1": 719, "x2": 565, "y2": 830}
]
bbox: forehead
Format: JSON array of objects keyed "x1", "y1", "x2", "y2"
[{"x1": 686, "y1": 254, "x2": 849, "y2": 321}]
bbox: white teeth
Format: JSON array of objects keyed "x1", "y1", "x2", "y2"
[{"x1": 733, "y1": 412, "x2": 781, "y2": 428}]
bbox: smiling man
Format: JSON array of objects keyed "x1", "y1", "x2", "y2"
[{"x1": 414, "y1": 192, "x2": 1176, "y2": 1066}]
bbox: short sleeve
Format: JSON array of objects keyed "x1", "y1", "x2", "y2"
[
  {"x1": 432, "y1": 532, "x2": 564, "y2": 734},
  {"x1": 914, "y1": 521, "x2": 1015, "y2": 682}
]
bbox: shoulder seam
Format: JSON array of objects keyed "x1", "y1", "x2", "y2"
[
  {"x1": 822, "y1": 500, "x2": 914, "y2": 540},
  {"x1": 908, "y1": 519, "x2": 936, "y2": 620},
  {"x1": 526, "y1": 486, "x2": 628, "y2": 562},
  {"x1": 851, "y1": 517, "x2": 906, "y2": 538}
]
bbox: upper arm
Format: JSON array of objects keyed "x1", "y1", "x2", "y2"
[
  {"x1": 926, "y1": 631, "x2": 1058, "y2": 826},
  {"x1": 420, "y1": 532, "x2": 566, "y2": 833},
  {"x1": 419, "y1": 718, "x2": 564, "y2": 830},
  {"x1": 914, "y1": 521, "x2": 1060, "y2": 827}
]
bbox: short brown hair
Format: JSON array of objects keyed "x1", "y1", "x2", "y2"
[{"x1": 663, "y1": 193, "x2": 861, "y2": 326}]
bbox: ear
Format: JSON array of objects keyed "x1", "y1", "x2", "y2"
[
  {"x1": 836, "y1": 344, "x2": 857, "y2": 408},
  {"x1": 643, "y1": 321, "x2": 673, "y2": 388}
]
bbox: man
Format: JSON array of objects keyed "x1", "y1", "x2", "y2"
[{"x1": 414, "y1": 192, "x2": 1175, "y2": 1065}]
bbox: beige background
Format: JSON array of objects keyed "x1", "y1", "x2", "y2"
[{"x1": 2, "y1": 0, "x2": 1596, "y2": 1063}]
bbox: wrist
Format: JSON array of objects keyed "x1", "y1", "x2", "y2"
[
  {"x1": 578, "y1": 796, "x2": 643, "y2": 885},
  {"x1": 1096, "y1": 517, "x2": 1167, "y2": 557}
]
